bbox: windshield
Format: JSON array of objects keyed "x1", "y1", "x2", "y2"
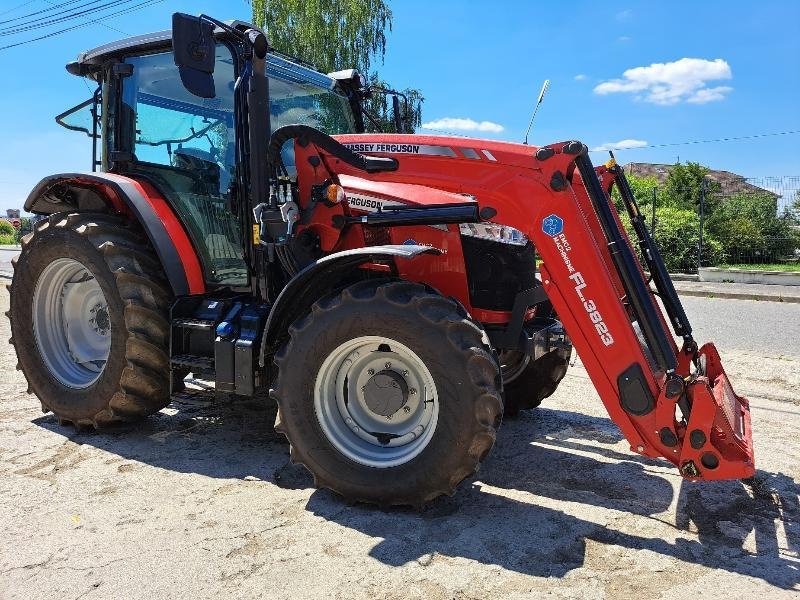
[{"x1": 267, "y1": 54, "x2": 357, "y2": 135}]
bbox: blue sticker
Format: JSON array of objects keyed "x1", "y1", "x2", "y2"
[
  {"x1": 542, "y1": 214, "x2": 564, "y2": 237},
  {"x1": 403, "y1": 239, "x2": 418, "y2": 246}
]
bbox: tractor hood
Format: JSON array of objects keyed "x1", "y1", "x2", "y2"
[
  {"x1": 334, "y1": 133, "x2": 542, "y2": 172},
  {"x1": 331, "y1": 133, "x2": 548, "y2": 214}
]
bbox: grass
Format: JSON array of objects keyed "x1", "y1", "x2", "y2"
[
  {"x1": 0, "y1": 234, "x2": 16, "y2": 245},
  {"x1": 718, "y1": 263, "x2": 800, "y2": 272}
]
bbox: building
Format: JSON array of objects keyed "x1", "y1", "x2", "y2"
[{"x1": 623, "y1": 163, "x2": 780, "y2": 199}]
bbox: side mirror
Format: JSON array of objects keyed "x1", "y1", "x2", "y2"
[{"x1": 172, "y1": 13, "x2": 216, "y2": 98}]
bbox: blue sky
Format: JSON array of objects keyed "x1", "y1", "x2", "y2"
[{"x1": 0, "y1": 0, "x2": 797, "y2": 211}]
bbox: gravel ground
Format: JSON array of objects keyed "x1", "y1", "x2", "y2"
[{"x1": 1, "y1": 286, "x2": 798, "y2": 599}]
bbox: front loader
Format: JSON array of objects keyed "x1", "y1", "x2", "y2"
[{"x1": 7, "y1": 14, "x2": 754, "y2": 507}]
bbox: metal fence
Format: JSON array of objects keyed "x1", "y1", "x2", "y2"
[
  {"x1": 619, "y1": 175, "x2": 800, "y2": 274},
  {"x1": 719, "y1": 237, "x2": 798, "y2": 267}
]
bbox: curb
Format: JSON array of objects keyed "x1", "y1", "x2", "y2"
[{"x1": 677, "y1": 288, "x2": 800, "y2": 304}]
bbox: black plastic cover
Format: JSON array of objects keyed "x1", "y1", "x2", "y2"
[
  {"x1": 172, "y1": 13, "x2": 216, "y2": 99},
  {"x1": 618, "y1": 362, "x2": 655, "y2": 416}
]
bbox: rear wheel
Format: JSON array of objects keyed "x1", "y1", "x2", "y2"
[
  {"x1": 500, "y1": 346, "x2": 572, "y2": 415},
  {"x1": 271, "y1": 280, "x2": 503, "y2": 507},
  {"x1": 8, "y1": 213, "x2": 173, "y2": 427}
]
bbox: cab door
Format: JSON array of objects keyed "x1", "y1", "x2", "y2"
[{"x1": 117, "y1": 43, "x2": 249, "y2": 288}]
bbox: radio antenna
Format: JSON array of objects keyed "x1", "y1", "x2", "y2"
[{"x1": 523, "y1": 79, "x2": 550, "y2": 145}]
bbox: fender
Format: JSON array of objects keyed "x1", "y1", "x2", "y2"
[
  {"x1": 24, "y1": 172, "x2": 205, "y2": 296},
  {"x1": 259, "y1": 244, "x2": 440, "y2": 367}
]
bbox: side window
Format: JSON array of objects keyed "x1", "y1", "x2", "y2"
[{"x1": 121, "y1": 46, "x2": 248, "y2": 287}]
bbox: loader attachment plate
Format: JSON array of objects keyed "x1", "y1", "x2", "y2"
[{"x1": 679, "y1": 343, "x2": 755, "y2": 480}]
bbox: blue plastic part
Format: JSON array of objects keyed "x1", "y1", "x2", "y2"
[{"x1": 216, "y1": 321, "x2": 235, "y2": 338}]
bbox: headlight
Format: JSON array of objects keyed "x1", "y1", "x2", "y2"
[{"x1": 459, "y1": 223, "x2": 528, "y2": 246}]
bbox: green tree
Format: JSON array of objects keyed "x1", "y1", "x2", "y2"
[
  {"x1": 661, "y1": 162, "x2": 721, "y2": 213},
  {"x1": 706, "y1": 192, "x2": 799, "y2": 262},
  {"x1": 362, "y1": 74, "x2": 424, "y2": 132},
  {"x1": 612, "y1": 173, "x2": 658, "y2": 212},
  {"x1": 250, "y1": 0, "x2": 423, "y2": 132},
  {"x1": 707, "y1": 192, "x2": 777, "y2": 232},
  {"x1": 643, "y1": 206, "x2": 722, "y2": 272},
  {"x1": 0, "y1": 219, "x2": 16, "y2": 245}
]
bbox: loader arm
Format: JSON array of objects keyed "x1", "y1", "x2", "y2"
[
  {"x1": 528, "y1": 143, "x2": 754, "y2": 480},
  {"x1": 283, "y1": 129, "x2": 754, "y2": 482}
]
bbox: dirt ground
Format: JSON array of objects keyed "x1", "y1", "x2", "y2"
[{"x1": 1, "y1": 285, "x2": 798, "y2": 599}]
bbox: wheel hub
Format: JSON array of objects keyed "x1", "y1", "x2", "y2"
[
  {"x1": 90, "y1": 304, "x2": 110, "y2": 335},
  {"x1": 315, "y1": 336, "x2": 439, "y2": 468},
  {"x1": 33, "y1": 258, "x2": 111, "y2": 389},
  {"x1": 363, "y1": 369, "x2": 409, "y2": 417}
]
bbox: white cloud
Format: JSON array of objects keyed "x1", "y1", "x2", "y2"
[
  {"x1": 574, "y1": 74, "x2": 587, "y2": 81},
  {"x1": 593, "y1": 58, "x2": 733, "y2": 105},
  {"x1": 686, "y1": 85, "x2": 734, "y2": 104},
  {"x1": 591, "y1": 139, "x2": 648, "y2": 152},
  {"x1": 421, "y1": 117, "x2": 504, "y2": 133},
  {"x1": 618, "y1": 35, "x2": 631, "y2": 42},
  {"x1": 616, "y1": 9, "x2": 632, "y2": 20}
]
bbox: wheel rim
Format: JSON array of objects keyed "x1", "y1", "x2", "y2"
[
  {"x1": 499, "y1": 350, "x2": 530, "y2": 384},
  {"x1": 32, "y1": 258, "x2": 111, "y2": 389},
  {"x1": 314, "y1": 336, "x2": 439, "y2": 468}
]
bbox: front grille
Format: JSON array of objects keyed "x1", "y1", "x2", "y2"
[{"x1": 461, "y1": 237, "x2": 537, "y2": 310}]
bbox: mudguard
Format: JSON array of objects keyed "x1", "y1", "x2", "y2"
[
  {"x1": 24, "y1": 172, "x2": 205, "y2": 296},
  {"x1": 259, "y1": 244, "x2": 440, "y2": 366}
]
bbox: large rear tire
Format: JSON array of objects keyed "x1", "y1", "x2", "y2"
[
  {"x1": 271, "y1": 280, "x2": 503, "y2": 507},
  {"x1": 7, "y1": 213, "x2": 173, "y2": 427}
]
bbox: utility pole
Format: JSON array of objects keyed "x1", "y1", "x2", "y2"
[
  {"x1": 651, "y1": 187, "x2": 657, "y2": 237},
  {"x1": 697, "y1": 178, "x2": 707, "y2": 272}
]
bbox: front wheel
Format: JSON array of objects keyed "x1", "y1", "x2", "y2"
[
  {"x1": 500, "y1": 346, "x2": 572, "y2": 415},
  {"x1": 271, "y1": 280, "x2": 503, "y2": 507}
]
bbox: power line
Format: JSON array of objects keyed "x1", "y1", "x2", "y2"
[
  {"x1": 0, "y1": 0, "x2": 163, "y2": 51},
  {"x1": 0, "y1": 1, "x2": 40, "y2": 18},
  {"x1": 0, "y1": 0, "x2": 85, "y2": 25},
  {"x1": 0, "y1": 0, "x2": 136, "y2": 36},
  {"x1": 40, "y1": 0, "x2": 130, "y2": 36}
]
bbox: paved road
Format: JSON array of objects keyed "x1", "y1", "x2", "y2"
[
  {"x1": 0, "y1": 247, "x2": 19, "y2": 277},
  {"x1": 1, "y1": 288, "x2": 799, "y2": 599},
  {"x1": 681, "y1": 296, "x2": 800, "y2": 357}
]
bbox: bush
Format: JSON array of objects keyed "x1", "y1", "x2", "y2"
[
  {"x1": 0, "y1": 220, "x2": 15, "y2": 236},
  {"x1": 714, "y1": 218, "x2": 765, "y2": 261},
  {"x1": 620, "y1": 205, "x2": 722, "y2": 272}
]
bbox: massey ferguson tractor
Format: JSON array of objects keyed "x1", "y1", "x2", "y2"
[{"x1": 7, "y1": 14, "x2": 754, "y2": 506}]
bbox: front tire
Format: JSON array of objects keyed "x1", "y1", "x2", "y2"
[
  {"x1": 271, "y1": 280, "x2": 503, "y2": 507},
  {"x1": 8, "y1": 213, "x2": 173, "y2": 427},
  {"x1": 500, "y1": 346, "x2": 572, "y2": 415}
]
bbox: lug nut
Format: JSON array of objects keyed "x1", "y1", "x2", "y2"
[
  {"x1": 403, "y1": 406, "x2": 411, "y2": 413},
  {"x1": 402, "y1": 370, "x2": 409, "y2": 376},
  {"x1": 385, "y1": 362, "x2": 391, "y2": 369},
  {"x1": 367, "y1": 369, "x2": 375, "y2": 375},
  {"x1": 410, "y1": 388, "x2": 417, "y2": 395}
]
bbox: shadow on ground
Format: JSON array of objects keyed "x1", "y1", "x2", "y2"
[{"x1": 31, "y1": 394, "x2": 800, "y2": 588}]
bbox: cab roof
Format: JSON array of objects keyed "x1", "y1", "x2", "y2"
[{"x1": 66, "y1": 20, "x2": 320, "y2": 80}]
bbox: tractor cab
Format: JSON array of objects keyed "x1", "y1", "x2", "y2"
[{"x1": 56, "y1": 22, "x2": 362, "y2": 289}]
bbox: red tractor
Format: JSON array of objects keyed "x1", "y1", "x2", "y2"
[{"x1": 8, "y1": 14, "x2": 754, "y2": 506}]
